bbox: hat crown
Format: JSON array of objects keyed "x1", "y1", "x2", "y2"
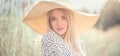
[{"x1": 48, "y1": 0, "x2": 73, "y2": 9}]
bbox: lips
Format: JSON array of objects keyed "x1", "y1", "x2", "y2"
[{"x1": 56, "y1": 28, "x2": 64, "y2": 31}]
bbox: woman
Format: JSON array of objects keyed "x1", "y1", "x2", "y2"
[
  {"x1": 23, "y1": 1, "x2": 99, "y2": 56},
  {"x1": 42, "y1": 8, "x2": 82, "y2": 56}
]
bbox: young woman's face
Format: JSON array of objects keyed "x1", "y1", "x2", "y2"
[{"x1": 49, "y1": 9, "x2": 68, "y2": 37}]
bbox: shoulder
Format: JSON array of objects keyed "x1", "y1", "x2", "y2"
[
  {"x1": 41, "y1": 30, "x2": 63, "y2": 44},
  {"x1": 41, "y1": 30, "x2": 65, "y2": 51},
  {"x1": 41, "y1": 31, "x2": 74, "y2": 56}
]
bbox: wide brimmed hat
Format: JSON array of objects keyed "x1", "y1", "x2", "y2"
[{"x1": 23, "y1": 1, "x2": 99, "y2": 34}]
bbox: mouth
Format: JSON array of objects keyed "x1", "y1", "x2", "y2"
[{"x1": 56, "y1": 28, "x2": 64, "y2": 31}]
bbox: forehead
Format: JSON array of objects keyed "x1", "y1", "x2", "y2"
[{"x1": 49, "y1": 9, "x2": 65, "y2": 15}]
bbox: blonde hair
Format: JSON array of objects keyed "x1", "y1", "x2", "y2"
[{"x1": 47, "y1": 8, "x2": 82, "y2": 56}]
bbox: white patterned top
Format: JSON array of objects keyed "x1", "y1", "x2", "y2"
[{"x1": 41, "y1": 30, "x2": 87, "y2": 56}]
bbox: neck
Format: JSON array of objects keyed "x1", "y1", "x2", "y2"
[{"x1": 60, "y1": 34, "x2": 66, "y2": 39}]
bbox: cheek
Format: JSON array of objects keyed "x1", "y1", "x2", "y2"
[
  {"x1": 64, "y1": 21, "x2": 68, "y2": 28},
  {"x1": 50, "y1": 21, "x2": 56, "y2": 29},
  {"x1": 64, "y1": 23, "x2": 67, "y2": 29}
]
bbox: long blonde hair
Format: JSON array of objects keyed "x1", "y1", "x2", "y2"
[{"x1": 47, "y1": 8, "x2": 82, "y2": 56}]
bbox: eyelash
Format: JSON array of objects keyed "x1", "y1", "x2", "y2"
[
  {"x1": 62, "y1": 16, "x2": 67, "y2": 20},
  {"x1": 50, "y1": 16, "x2": 67, "y2": 21},
  {"x1": 51, "y1": 18, "x2": 56, "y2": 21}
]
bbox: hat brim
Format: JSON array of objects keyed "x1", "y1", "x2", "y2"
[{"x1": 23, "y1": 1, "x2": 99, "y2": 34}]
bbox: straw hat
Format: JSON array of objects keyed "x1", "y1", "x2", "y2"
[{"x1": 23, "y1": 1, "x2": 99, "y2": 34}]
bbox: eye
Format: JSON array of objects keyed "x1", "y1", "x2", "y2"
[
  {"x1": 62, "y1": 16, "x2": 67, "y2": 20},
  {"x1": 50, "y1": 17, "x2": 56, "y2": 21}
]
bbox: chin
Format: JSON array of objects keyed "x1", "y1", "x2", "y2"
[{"x1": 56, "y1": 31, "x2": 66, "y2": 36}]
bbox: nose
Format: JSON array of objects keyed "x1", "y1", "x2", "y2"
[{"x1": 57, "y1": 20, "x2": 62, "y2": 27}]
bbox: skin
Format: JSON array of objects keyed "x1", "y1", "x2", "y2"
[{"x1": 49, "y1": 9, "x2": 68, "y2": 38}]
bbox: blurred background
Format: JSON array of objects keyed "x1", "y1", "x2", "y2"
[{"x1": 0, "y1": 0, "x2": 120, "y2": 56}]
